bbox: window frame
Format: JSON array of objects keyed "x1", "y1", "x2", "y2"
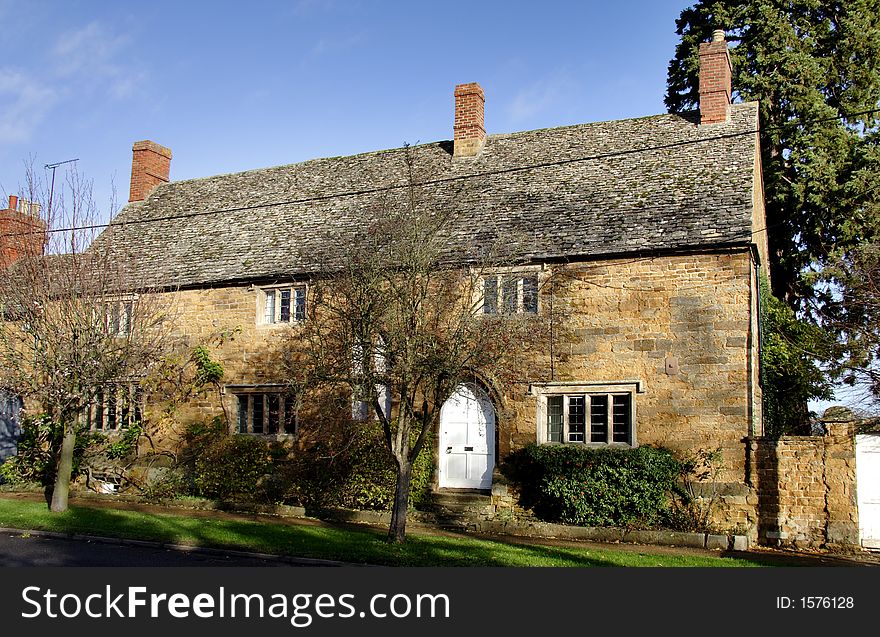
[
  {"x1": 228, "y1": 385, "x2": 298, "y2": 437},
  {"x1": 350, "y1": 337, "x2": 392, "y2": 422},
  {"x1": 87, "y1": 382, "x2": 143, "y2": 432},
  {"x1": 532, "y1": 382, "x2": 640, "y2": 447},
  {"x1": 258, "y1": 284, "x2": 307, "y2": 326},
  {"x1": 478, "y1": 269, "x2": 541, "y2": 316},
  {"x1": 102, "y1": 296, "x2": 136, "y2": 337}
]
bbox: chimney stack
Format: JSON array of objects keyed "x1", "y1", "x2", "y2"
[
  {"x1": 0, "y1": 195, "x2": 47, "y2": 268},
  {"x1": 699, "y1": 29, "x2": 732, "y2": 125},
  {"x1": 453, "y1": 83, "x2": 486, "y2": 158},
  {"x1": 129, "y1": 140, "x2": 172, "y2": 202}
]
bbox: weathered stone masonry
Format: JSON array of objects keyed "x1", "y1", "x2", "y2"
[
  {"x1": 751, "y1": 419, "x2": 860, "y2": 549},
  {"x1": 156, "y1": 248, "x2": 766, "y2": 536}
]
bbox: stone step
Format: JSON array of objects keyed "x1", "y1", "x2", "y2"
[
  {"x1": 426, "y1": 493, "x2": 493, "y2": 524},
  {"x1": 430, "y1": 491, "x2": 491, "y2": 508},
  {"x1": 415, "y1": 510, "x2": 481, "y2": 531}
]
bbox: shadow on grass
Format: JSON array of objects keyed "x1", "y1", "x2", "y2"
[{"x1": 0, "y1": 498, "x2": 759, "y2": 567}]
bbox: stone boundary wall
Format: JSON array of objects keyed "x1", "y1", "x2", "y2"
[{"x1": 751, "y1": 419, "x2": 859, "y2": 549}]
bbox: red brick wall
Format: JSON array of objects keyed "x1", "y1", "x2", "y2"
[
  {"x1": 699, "y1": 37, "x2": 732, "y2": 125},
  {"x1": 454, "y1": 83, "x2": 486, "y2": 157},
  {"x1": 129, "y1": 140, "x2": 172, "y2": 202},
  {"x1": 0, "y1": 199, "x2": 47, "y2": 268}
]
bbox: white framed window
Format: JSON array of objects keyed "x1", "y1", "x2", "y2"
[
  {"x1": 103, "y1": 298, "x2": 135, "y2": 336},
  {"x1": 480, "y1": 273, "x2": 539, "y2": 315},
  {"x1": 533, "y1": 382, "x2": 639, "y2": 447},
  {"x1": 231, "y1": 387, "x2": 297, "y2": 435},
  {"x1": 351, "y1": 338, "x2": 391, "y2": 421},
  {"x1": 259, "y1": 285, "x2": 306, "y2": 325},
  {"x1": 352, "y1": 383, "x2": 391, "y2": 422}
]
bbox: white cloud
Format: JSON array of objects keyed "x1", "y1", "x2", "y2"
[
  {"x1": 51, "y1": 21, "x2": 143, "y2": 102},
  {"x1": 0, "y1": 69, "x2": 56, "y2": 143},
  {"x1": 0, "y1": 20, "x2": 147, "y2": 145},
  {"x1": 507, "y1": 72, "x2": 578, "y2": 123}
]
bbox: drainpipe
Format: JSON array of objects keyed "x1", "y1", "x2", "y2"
[{"x1": 749, "y1": 245, "x2": 763, "y2": 439}]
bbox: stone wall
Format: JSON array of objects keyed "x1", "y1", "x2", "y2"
[
  {"x1": 155, "y1": 249, "x2": 762, "y2": 457},
  {"x1": 45, "y1": 246, "x2": 770, "y2": 536},
  {"x1": 500, "y1": 249, "x2": 761, "y2": 486},
  {"x1": 751, "y1": 419, "x2": 859, "y2": 549},
  {"x1": 127, "y1": 252, "x2": 871, "y2": 551},
  {"x1": 145, "y1": 284, "x2": 302, "y2": 437},
  {"x1": 134, "y1": 248, "x2": 765, "y2": 532}
]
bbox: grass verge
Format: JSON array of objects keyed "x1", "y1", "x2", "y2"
[{"x1": 0, "y1": 498, "x2": 763, "y2": 567}]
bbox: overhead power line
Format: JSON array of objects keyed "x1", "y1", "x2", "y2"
[{"x1": 2, "y1": 105, "x2": 879, "y2": 241}]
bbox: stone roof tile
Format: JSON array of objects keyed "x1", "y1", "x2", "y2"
[{"x1": 91, "y1": 103, "x2": 759, "y2": 288}]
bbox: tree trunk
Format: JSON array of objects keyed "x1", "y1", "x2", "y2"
[
  {"x1": 49, "y1": 422, "x2": 76, "y2": 513},
  {"x1": 388, "y1": 459, "x2": 413, "y2": 543}
]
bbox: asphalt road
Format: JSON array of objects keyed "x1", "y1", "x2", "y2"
[{"x1": 0, "y1": 532, "x2": 333, "y2": 567}]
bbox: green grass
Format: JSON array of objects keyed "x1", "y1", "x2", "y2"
[{"x1": 0, "y1": 499, "x2": 764, "y2": 567}]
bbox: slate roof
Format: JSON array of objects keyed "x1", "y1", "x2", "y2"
[{"x1": 91, "y1": 103, "x2": 760, "y2": 289}]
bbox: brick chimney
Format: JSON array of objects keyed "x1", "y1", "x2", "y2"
[
  {"x1": 0, "y1": 194, "x2": 47, "y2": 268},
  {"x1": 699, "y1": 30, "x2": 732, "y2": 125},
  {"x1": 453, "y1": 82, "x2": 486, "y2": 158},
  {"x1": 129, "y1": 140, "x2": 172, "y2": 202}
]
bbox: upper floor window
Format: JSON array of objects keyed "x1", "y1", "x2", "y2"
[
  {"x1": 104, "y1": 299, "x2": 134, "y2": 336},
  {"x1": 481, "y1": 274, "x2": 538, "y2": 315},
  {"x1": 260, "y1": 285, "x2": 306, "y2": 325}
]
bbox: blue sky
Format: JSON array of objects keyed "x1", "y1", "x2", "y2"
[
  {"x1": 0, "y1": 0, "x2": 862, "y2": 414},
  {"x1": 1, "y1": 0, "x2": 692, "y2": 217}
]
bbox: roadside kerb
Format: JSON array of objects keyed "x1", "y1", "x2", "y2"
[{"x1": 0, "y1": 526, "x2": 359, "y2": 567}]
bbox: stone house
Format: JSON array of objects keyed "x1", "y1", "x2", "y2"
[
  {"x1": 14, "y1": 31, "x2": 850, "y2": 544},
  {"x1": 74, "y1": 31, "x2": 776, "y2": 534}
]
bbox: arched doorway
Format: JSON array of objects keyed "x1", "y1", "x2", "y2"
[{"x1": 438, "y1": 383, "x2": 495, "y2": 489}]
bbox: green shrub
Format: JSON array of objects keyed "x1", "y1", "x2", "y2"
[
  {"x1": 194, "y1": 434, "x2": 273, "y2": 502},
  {"x1": 0, "y1": 414, "x2": 103, "y2": 487},
  {"x1": 501, "y1": 444, "x2": 685, "y2": 528},
  {"x1": 169, "y1": 417, "x2": 433, "y2": 510},
  {"x1": 136, "y1": 467, "x2": 189, "y2": 503},
  {"x1": 284, "y1": 422, "x2": 434, "y2": 511}
]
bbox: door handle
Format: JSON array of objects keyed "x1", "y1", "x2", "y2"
[{"x1": 446, "y1": 447, "x2": 452, "y2": 454}]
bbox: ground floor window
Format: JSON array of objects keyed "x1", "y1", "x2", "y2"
[
  {"x1": 233, "y1": 389, "x2": 297, "y2": 435},
  {"x1": 88, "y1": 384, "x2": 143, "y2": 431},
  {"x1": 533, "y1": 382, "x2": 639, "y2": 446}
]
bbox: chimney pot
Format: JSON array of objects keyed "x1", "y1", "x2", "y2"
[
  {"x1": 8, "y1": 195, "x2": 18, "y2": 211},
  {"x1": 453, "y1": 82, "x2": 486, "y2": 158},
  {"x1": 712, "y1": 29, "x2": 726, "y2": 42}
]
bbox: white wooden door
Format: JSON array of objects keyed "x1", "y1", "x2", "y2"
[
  {"x1": 857, "y1": 433, "x2": 880, "y2": 549},
  {"x1": 439, "y1": 384, "x2": 494, "y2": 489}
]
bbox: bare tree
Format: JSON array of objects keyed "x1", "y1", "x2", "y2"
[
  {"x1": 0, "y1": 166, "x2": 175, "y2": 511},
  {"x1": 289, "y1": 149, "x2": 549, "y2": 542}
]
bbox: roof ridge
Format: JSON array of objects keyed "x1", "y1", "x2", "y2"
[{"x1": 154, "y1": 104, "x2": 759, "y2": 189}]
